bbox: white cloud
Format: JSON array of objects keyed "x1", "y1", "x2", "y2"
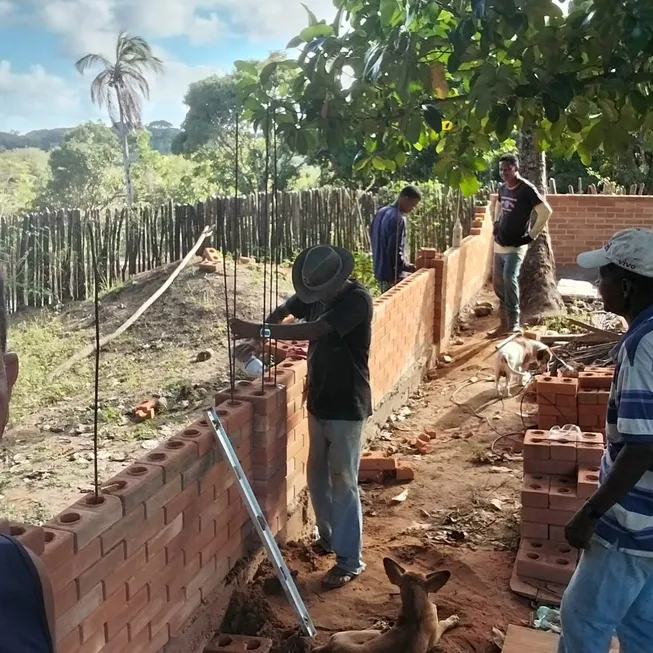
[
  {"x1": 0, "y1": 1, "x2": 13, "y2": 17},
  {"x1": 28, "y1": 0, "x2": 337, "y2": 55},
  {"x1": 0, "y1": 60, "x2": 97, "y2": 131}
]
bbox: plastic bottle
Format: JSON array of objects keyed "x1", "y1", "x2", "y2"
[
  {"x1": 236, "y1": 355, "x2": 264, "y2": 378},
  {"x1": 452, "y1": 217, "x2": 463, "y2": 248}
]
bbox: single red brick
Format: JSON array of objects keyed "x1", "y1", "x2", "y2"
[
  {"x1": 578, "y1": 371, "x2": 612, "y2": 390},
  {"x1": 544, "y1": 541, "x2": 579, "y2": 585},
  {"x1": 520, "y1": 521, "x2": 549, "y2": 540},
  {"x1": 358, "y1": 469, "x2": 384, "y2": 483},
  {"x1": 578, "y1": 465, "x2": 601, "y2": 499},
  {"x1": 578, "y1": 390, "x2": 598, "y2": 405},
  {"x1": 549, "y1": 525, "x2": 567, "y2": 543},
  {"x1": 597, "y1": 390, "x2": 610, "y2": 406},
  {"x1": 41, "y1": 528, "x2": 75, "y2": 572},
  {"x1": 178, "y1": 420, "x2": 215, "y2": 457},
  {"x1": 537, "y1": 376, "x2": 578, "y2": 396},
  {"x1": 522, "y1": 506, "x2": 576, "y2": 527},
  {"x1": 523, "y1": 430, "x2": 550, "y2": 461},
  {"x1": 577, "y1": 441, "x2": 605, "y2": 466},
  {"x1": 140, "y1": 438, "x2": 198, "y2": 483},
  {"x1": 550, "y1": 438, "x2": 577, "y2": 462},
  {"x1": 359, "y1": 451, "x2": 397, "y2": 471},
  {"x1": 101, "y1": 463, "x2": 164, "y2": 515},
  {"x1": 8, "y1": 523, "x2": 44, "y2": 555},
  {"x1": 549, "y1": 476, "x2": 583, "y2": 512},
  {"x1": 521, "y1": 473, "x2": 551, "y2": 508},
  {"x1": 395, "y1": 465, "x2": 415, "y2": 482},
  {"x1": 206, "y1": 634, "x2": 273, "y2": 653}
]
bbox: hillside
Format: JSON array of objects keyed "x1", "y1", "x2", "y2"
[
  {"x1": 0, "y1": 121, "x2": 181, "y2": 154},
  {"x1": 0, "y1": 256, "x2": 293, "y2": 524}
]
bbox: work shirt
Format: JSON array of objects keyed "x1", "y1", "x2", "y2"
[
  {"x1": 494, "y1": 179, "x2": 546, "y2": 255},
  {"x1": 0, "y1": 535, "x2": 54, "y2": 653},
  {"x1": 370, "y1": 203, "x2": 409, "y2": 284},
  {"x1": 286, "y1": 280, "x2": 373, "y2": 421},
  {"x1": 596, "y1": 304, "x2": 653, "y2": 556}
]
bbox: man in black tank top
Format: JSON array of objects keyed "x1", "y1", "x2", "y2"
[
  {"x1": 489, "y1": 154, "x2": 553, "y2": 336},
  {"x1": 0, "y1": 270, "x2": 56, "y2": 652}
]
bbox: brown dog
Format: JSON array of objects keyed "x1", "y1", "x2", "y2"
[{"x1": 312, "y1": 558, "x2": 459, "y2": 653}]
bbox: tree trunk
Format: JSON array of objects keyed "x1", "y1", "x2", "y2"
[
  {"x1": 518, "y1": 127, "x2": 565, "y2": 321},
  {"x1": 117, "y1": 94, "x2": 134, "y2": 209}
]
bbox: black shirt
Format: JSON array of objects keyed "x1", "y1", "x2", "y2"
[
  {"x1": 495, "y1": 179, "x2": 544, "y2": 248},
  {"x1": 285, "y1": 280, "x2": 373, "y2": 421}
]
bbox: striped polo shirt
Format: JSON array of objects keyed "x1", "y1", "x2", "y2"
[{"x1": 595, "y1": 304, "x2": 653, "y2": 556}]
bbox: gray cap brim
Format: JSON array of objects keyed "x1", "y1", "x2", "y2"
[{"x1": 577, "y1": 249, "x2": 611, "y2": 269}]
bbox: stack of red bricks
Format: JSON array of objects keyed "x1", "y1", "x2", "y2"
[
  {"x1": 517, "y1": 428, "x2": 604, "y2": 591},
  {"x1": 537, "y1": 367, "x2": 612, "y2": 433},
  {"x1": 358, "y1": 451, "x2": 414, "y2": 483}
]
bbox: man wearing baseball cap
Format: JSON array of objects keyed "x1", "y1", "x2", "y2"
[
  {"x1": 559, "y1": 228, "x2": 653, "y2": 652},
  {"x1": 230, "y1": 245, "x2": 373, "y2": 590}
]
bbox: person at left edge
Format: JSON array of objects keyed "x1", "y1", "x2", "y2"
[{"x1": 230, "y1": 244, "x2": 373, "y2": 590}]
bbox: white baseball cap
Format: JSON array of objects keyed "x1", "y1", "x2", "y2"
[{"x1": 577, "y1": 228, "x2": 653, "y2": 278}]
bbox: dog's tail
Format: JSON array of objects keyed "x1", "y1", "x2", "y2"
[{"x1": 498, "y1": 352, "x2": 525, "y2": 377}]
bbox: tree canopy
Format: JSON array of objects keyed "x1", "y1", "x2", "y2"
[{"x1": 236, "y1": 0, "x2": 653, "y2": 195}]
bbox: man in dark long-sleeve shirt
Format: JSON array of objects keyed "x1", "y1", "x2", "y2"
[{"x1": 370, "y1": 185, "x2": 421, "y2": 292}]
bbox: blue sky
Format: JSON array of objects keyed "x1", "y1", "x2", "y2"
[{"x1": 0, "y1": 0, "x2": 336, "y2": 133}]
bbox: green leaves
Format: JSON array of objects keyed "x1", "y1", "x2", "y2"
[
  {"x1": 299, "y1": 24, "x2": 334, "y2": 41},
  {"x1": 234, "y1": 61, "x2": 258, "y2": 77}
]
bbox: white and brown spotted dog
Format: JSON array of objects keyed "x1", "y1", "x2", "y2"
[{"x1": 495, "y1": 337, "x2": 552, "y2": 396}]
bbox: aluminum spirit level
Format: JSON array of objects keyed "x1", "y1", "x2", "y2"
[{"x1": 206, "y1": 407, "x2": 317, "y2": 638}]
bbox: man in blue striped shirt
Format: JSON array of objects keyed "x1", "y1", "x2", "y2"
[{"x1": 559, "y1": 228, "x2": 653, "y2": 653}]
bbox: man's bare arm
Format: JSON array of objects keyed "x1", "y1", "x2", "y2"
[{"x1": 587, "y1": 443, "x2": 653, "y2": 516}]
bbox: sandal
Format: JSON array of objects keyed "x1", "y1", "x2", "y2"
[{"x1": 322, "y1": 565, "x2": 358, "y2": 590}]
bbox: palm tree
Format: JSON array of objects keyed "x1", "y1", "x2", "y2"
[{"x1": 75, "y1": 32, "x2": 163, "y2": 208}]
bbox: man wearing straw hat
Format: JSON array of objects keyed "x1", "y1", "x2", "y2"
[{"x1": 231, "y1": 244, "x2": 373, "y2": 590}]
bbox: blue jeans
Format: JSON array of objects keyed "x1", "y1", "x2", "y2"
[
  {"x1": 307, "y1": 414, "x2": 366, "y2": 575},
  {"x1": 559, "y1": 539, "x2": 653, "y2": 653},
  {"x1": 492, "y1": 251, "x2": 525, "y2": 326}
]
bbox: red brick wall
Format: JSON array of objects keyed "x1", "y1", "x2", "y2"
[
  {"x1": 6, "y1": 257, "x2": 453, "y2": 653},
  {"x1": 548, "y1": 195, "x2": 653, "y2": 267},
  {"x1": 417, "y1": 202, "x2": 494, "y2": 350}
]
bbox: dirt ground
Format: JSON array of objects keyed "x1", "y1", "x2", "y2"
[
  {"x1": 0, "y1": 256, "x2": 294, "y2": 523},
  {"x1": 221, "y1": 300, "x2": 537, "y2": 653}
]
